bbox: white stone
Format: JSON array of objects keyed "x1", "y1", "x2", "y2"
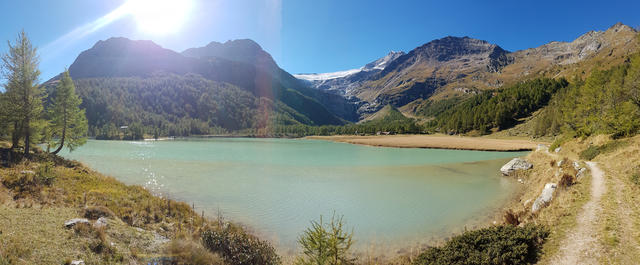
[
  {"x1": 64, "y1": 218, "x2": 89, "y2": 228},
  {"x1": 576, "y1": 167, "x2": 587, "y2": 178},
  {"x1": 532, "y1": 183, "x2": 557, "y2": 213},
  {"x1": 554, "y1": 147, "x2": 562, "y2": 153},
  {"x1": 93, "y1": 217, "x2": 108, "y2": 229},
  {"x1": 500, "y1": 158, "x2": 533, "y2": 175},
  {"x1": 70, "y1": 261, "x2": 84, "y2": 265},
  {"x1": 573, "y1": 161, "x2": 581, "y2": 170}
]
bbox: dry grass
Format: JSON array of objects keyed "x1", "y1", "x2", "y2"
[
  {"x1": 591, "y1": 135, "x2": 640, "y2": 263},
  {"x1": 495, "y1": 148, "x2": 592, "y2": 263},
  {"x1": 167, "y1": 236, "x2": 227, "y2": 265},
  {"x1": 307, "y1": 134, "x2": 546, "y2": 151},
  {"x1": 0, "y1": 147, "x2": 265, "y2": 264}
]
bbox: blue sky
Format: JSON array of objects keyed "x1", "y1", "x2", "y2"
[{"x1": 0, "y1": 0, "x2": 638, "y2": 81}]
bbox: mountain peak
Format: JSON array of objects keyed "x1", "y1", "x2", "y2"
[
  {"x1": 182, "y1": 38, "x2": 277, "y2": 69},
  {"x1": 68, "y1": 37, "x2": 188, "y2": 79},
  {"x1": 606, "y1": 22, "x2": 637, "y2": 33},
  {"x1": 412, "y1": 36, "x2": 507, "y2": 62}
]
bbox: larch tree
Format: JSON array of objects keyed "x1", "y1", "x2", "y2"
[
  {"x1": 1, "y1": 30, "x2": 45, "y2": 156},
  {"x1": 48, "y1": 70, "x2": 87, "y2": 154}
]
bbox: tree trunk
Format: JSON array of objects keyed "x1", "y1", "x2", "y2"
[
  {"x1": 51, "y1": 126, "x2": 66, "y2": 155},
  {"x1": 11, "y1": 121, "x2": 19, "y2": 150},
  {"x1": 24, "y1": 117, "x2": 29, "y2": 157}
]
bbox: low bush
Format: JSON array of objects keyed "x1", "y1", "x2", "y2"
[
  {"x1": 503, "y1": 210, "x2": 520, "y2": 226},
  {"x1": 413, "y1": 224, "x2": 549, "y2": 265},
  {"x1": 579, "y1": 140, "x2": 627, "y2": 161},
  {"x1": 559, "y1": 174, "x2": 575, "y2": 188},
  {"x1": 202, "y1": 225, "x2": 280, "y2": 265},
  {"x1": 35, "y1": 161, "x2": 56, "y2": 186},
  {"x1": 579, "y1": 145, "x2": 600, "y2": 161}
]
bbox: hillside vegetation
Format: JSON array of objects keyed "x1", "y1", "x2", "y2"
[
  {"x1": 60, "y1": 74, "x2": 317, "y2": 139},
  {"x1": 534, "y1": 54, "x2": 640, "y2": 138},
  {"x1": 425, "y1": 78, "x2": 568, "y2": 134}
]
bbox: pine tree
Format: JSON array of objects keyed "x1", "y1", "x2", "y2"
[
  {"x1": 1, "y1": 30, "x2": 45, "y2": 157},
  {"x1": 48, "y1": 70, "x2": 88, "y2": 154}
]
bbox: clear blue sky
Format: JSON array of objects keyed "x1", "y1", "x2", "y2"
[{"x1": 0, "y1": 0, "x2": 638, "y2": 81}]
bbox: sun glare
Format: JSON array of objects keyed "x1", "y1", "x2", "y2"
[{"x1": 125, "y1": 0, "x2": 193, "y2": 35}]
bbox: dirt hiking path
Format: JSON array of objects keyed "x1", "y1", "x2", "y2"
[{"x1": 549, "y1": 162, "x2": 605, "y2": 265}]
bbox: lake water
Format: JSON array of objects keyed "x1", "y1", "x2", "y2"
[{"x1": 60, "y1": 138, "x2": 525, "y2": 250}]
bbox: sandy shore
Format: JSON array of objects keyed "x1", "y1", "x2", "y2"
[{"x1": 307, "y1": 134, "x2": 546, "y2": 151}]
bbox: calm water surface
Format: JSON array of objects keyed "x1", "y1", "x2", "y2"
[{"x1": 61, "y1": 138, "x2": 525, "y2": 249}]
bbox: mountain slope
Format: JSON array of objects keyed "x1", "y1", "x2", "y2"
[
  {"x1": 61, "y1": 37, "x2": 351, "y2": 134},
  {"x1": 181, "y1": 39, "x2": 360, "y2": 122},
  {"x1": 295, "y1": 51, "x2": 405, "y2": 102},
  {"x1": 296, "y1": 23, "x2": 639, "y2": 121}
]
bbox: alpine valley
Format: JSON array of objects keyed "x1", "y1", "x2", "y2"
[{"x1": 46, "y1": 23, "x2": 639, "y2": 138}]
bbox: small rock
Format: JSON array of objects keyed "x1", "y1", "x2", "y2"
[
  {"x1": 537, "y1": 144, "x2": 549, "y2": 152},
  {"x1": 20, "y1": 170, "x2": 35, "y2": 175},
  {"x1": 64, "y1": 218, "x2": 90, "y2": 228},
  {"x1": 554, "y1": 147, "x2": 562, "y2": 153},
  {"x1": 576, "y1": 168, "x2": 587, "y2": 178},
  {"x1": 573, "y1": 161, "x2": 581, "y2": 170},
  {"x1": 532, "y1": 183, "x2": 557, "y2": 213},
  {"x1": 518, "y1": 178, "x2": 524, "y2": 184},
  {"x1": 70, "y1": 261, "x2": 84, "y2": 265},
  {"x1": 93, "y1": 217, "x2": 108, "y2": 229},
  {"x1": 500, "y1": 158, "x2": 533, "y2": 176},
  {"x1": 557, "y1": 160, "x2": 564, "y2": 167}
]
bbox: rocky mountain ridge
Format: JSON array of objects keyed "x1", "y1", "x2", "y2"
[{"x1": 295, "y1": 23, "x2": 639, "y2": 119}]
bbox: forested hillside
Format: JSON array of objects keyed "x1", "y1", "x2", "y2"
[
  {"x1": 51, "y1": 37, "x2": 349, "y2": 139},
  {"x1": 534, "y1": 54, "x2": 640, "y2": 138},
  {"x1": 425, "y1": 78, "x2": 568, "y2": 134},
  {"x1": 53, "y1": 74, "x2": 319, "y2": 139}
]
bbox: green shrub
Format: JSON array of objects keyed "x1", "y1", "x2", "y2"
[
  {"x1": 201, "y1": 226, "x2": 280, "y2": 265},
  {"x1": 35, "y1": 161, "x2": 56, "y2": 186},
  {"x1": 413, "y1": 224, "x2": 549, "y2": 265},
  {"x1": 579, "y1": 140, "x2": 627, "y2": 161},
  {"x1": 579, "y1": 145, "x2": 600, "y2": 160},
  {"x1": 296, "y1": 214, "x2": 355, "y2": 265}
]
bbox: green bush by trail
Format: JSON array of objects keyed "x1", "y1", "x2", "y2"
[{"x1": 413, "y1": 224, "x2": 549, "y2": 265}]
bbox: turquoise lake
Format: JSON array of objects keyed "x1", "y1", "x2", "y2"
[{"x1": 60, "y1": 138, "x2": 525, "y2": 250}]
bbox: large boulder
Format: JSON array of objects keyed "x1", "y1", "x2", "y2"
[
  {"x1": 500, "y1": 158, "x2": 533, "y2": 176},
  {"x1": 532, "y1": 183, "x2": 557, "y2": 213}
]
